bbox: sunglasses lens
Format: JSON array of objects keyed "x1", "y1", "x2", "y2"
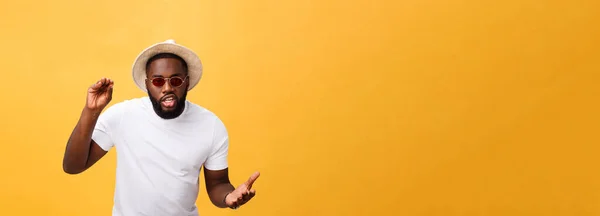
[
  {"x1": 170, "y1": 77, "x2": 184, "y2": 87},
  {"x1": 152, "y1": 78, "x2": 165, "y2": 87}
]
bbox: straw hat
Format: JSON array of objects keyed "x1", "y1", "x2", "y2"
[{"x1": 131, "y1": 39, "x2": 203, "y2": 92}]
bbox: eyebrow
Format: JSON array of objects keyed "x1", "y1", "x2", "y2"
[{"x1": 151, "y1": 73, "x2": 185, "y2": 78}]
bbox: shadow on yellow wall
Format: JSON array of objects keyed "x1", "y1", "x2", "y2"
[{"x1": 0, "y1": 0, "x2": 599, "y2": 215}]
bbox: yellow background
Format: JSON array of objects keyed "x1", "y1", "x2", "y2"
[{"x1": 0, "y1": 0, "x2": 599, "y2": 215}]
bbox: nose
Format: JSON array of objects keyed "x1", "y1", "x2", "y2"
[{"x1": 161, "y1": 79, "x2": 174, "y2": 94}]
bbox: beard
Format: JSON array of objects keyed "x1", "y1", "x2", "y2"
[{"x1": 147, "y1": 89, "x2": 188, "y2": 119}]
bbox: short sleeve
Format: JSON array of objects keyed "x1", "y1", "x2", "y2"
[
  {"x1": 204, "y1": 117, "x2": 229, "y2": 171},
  {"x1": 91, "y1": 103, "x2": 124, "y2": 151}
]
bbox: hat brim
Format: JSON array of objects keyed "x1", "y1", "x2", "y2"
[{"x1": 132, "y1": 41, "x2": 203, "y2": 92}]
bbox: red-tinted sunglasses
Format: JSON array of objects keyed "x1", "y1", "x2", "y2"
[{"x1": 146, "y1": 76, "x2": 188, "y2": 87}]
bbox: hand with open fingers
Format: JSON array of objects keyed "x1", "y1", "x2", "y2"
[
  {"x1": 87, "y1": 77, "x2": 114, "y2": 112},
  {"x1": 224, "y1": 171, "x2": 260, "y2": 209}
]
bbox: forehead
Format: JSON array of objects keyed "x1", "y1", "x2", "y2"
[{"x1": 146, "y1": 57, "x2": 186, "y2": 77}]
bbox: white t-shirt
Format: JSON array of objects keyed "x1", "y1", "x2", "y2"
[{"x1": 92, "y1": 96, "x2": 229, "y2": 216}]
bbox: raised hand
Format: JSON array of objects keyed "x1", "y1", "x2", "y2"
[
  {"x1": 225, "y1": 171, "x2": 260, "y2": 209},
  {"x1": 87, "y1": 77, "x2": 114, "y2": 112}
]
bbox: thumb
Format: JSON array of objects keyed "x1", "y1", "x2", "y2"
[{"x1": 89, "y1": 80, "x2": 102, "y2": 91}]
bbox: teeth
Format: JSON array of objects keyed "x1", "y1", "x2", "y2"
[{"x1": 165, "y1": 98, "x2": 174, "y2": 102}]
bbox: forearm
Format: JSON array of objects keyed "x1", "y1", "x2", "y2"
[
  {"x1": 63, "y1": 107, "x2": 101, "y2": 173},
  {"x1": 208, "y1": 182, "x2": 235, "y2": 208}
]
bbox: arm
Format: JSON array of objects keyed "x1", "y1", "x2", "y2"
[
  {"x1": 62, "y1": 108, "x2": 108, "y2": 174},
  {"x1": 204, "y1": 168, "x2": 235, "y2": 208},
  {"x1": 62, "y1": 77, "x2": 114, "y2": 174},
  {"x1": 202, "y1": 117, "x2": 260, "y2": 209}
]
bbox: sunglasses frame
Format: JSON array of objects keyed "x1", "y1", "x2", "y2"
[{"x1": 146, "y1": 76, "x2": 189, "y2": 88}]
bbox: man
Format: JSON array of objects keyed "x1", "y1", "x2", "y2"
[{"x1": 62, "y1": 39, "x2": 259, "y2": 216}]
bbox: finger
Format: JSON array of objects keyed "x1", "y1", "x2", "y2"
[
  {"x1": 99, "y1": 78, "x2": 114, "y2": 91},
  {"x1": 239, "y1": 193, "x2": 255, "y2": 206},
  {"x1": 248, "y1": 189, "x2": 256, "y2": 199},
  {"x1": 91, "y1": 78, "x2": 109, "y2": 90},
  {"x1": 103, "y1": 78, "x2": 112, "y2": 87},
  {"x1": 90, "y1": 80, "x2": 102, "y2": 90},
  {"x1": 245, "y1": 171, "x2": 260, "y2": 189},
  {"x1": 246, "y1": 192, "x2": 255, "y2": 202},
  {"x1": 242, "y1": 191, "x2": 255, "y2": 202},
  {"x1": 241, "y1": 190, "x2": 250, "y2": 199},
  {"x1": 107, "y1": 79, "x2": 114, "y2": 89},
  {"x1": 107, "y1": 83, "x2": 114, "y2": 96},
  {"x1": 245, "y1": 188, "x2": 255, "y2": 196},
  {"x1": 241, "y1": 188, "x2": 255, "y2": 200}
]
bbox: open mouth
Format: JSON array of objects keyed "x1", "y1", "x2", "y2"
[{"x1": 161, "y1": 95, "x2": 177, "y2": 108}]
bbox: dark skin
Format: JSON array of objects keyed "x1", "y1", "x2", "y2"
[{"x1": 62, "y1": 56, "x2": 259, "y2": 209}]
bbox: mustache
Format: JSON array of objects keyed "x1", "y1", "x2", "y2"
[{"x1": 160, "y1": 94, "x2": 178, "y2": 101}]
